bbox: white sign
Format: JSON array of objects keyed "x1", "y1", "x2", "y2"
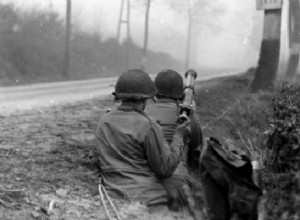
[{"x1": 256, "y1": 0, "x2": 282, "y2": 10}]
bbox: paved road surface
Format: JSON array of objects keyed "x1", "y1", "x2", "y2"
[{"x1": 0, "y1": 69, "x2": 244, "y2": 115}]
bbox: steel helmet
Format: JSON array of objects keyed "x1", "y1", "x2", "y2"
[
  {"x1": 113, "y1": 69, "x2": 157, "y2": 100},
  {"x1": 154, "y1": 69, "x2": 184, "y2": 99}
]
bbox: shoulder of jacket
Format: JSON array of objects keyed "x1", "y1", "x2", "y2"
[
  {"x1": 99, "y1": 108, "x2": 119, "y2": 122},
  {"x1": 138, "y1": 110, "x2": 159, "y2": 125}
]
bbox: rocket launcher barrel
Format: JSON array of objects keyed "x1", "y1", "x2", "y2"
[{"x1": 178, "y1": 69, "x2": 197, "y2": 123}]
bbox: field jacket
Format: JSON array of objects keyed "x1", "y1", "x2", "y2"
[
  {"x1": 95, "y1": 105, "x2": 184, "y2": 206},
  {"x1": 146, "y1": 98, "x2": 203, "y2": 171}
]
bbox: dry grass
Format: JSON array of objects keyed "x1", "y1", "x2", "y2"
[{"x1": 195, "y1": 74, "x2": 272, "y2": 157}]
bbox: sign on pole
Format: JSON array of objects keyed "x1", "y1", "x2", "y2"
[{"x1": 256, "y1": 0, "x2": 282, "y2": 10}]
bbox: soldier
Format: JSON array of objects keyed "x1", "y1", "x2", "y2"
[
  {"x1": 145, "y1": 69, "x2": 203, "y2": 216},
  {"x1": 95, "y1": 69, "x2": 190, "y2": 207}
]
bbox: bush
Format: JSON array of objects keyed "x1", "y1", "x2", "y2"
[
  {"x1": 0, "y1": 4, "x2": 65, "y2": 83},
  {"x1": 263, "y1": 83, "x2": 300, "y2": 219}
]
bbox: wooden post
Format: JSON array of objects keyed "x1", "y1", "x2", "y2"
[
  {"x1": 117, "y1": 0, "x2": 131, "y2": 70},
  {"x1": 141, "y1": 0, "x2": 151, "y2": 71},
  {"x1": 63, "y1": 0, "x2": 71, "y2": 77},
  {"x1": 116, "y1": 0, "x2": 125, "y2": 43},
  {"x1": 185, "y1": 0, "x2": 192, "y2": 70},
  {"x1": 126, "y1": 0, "x2": 131, "y2": 70}
]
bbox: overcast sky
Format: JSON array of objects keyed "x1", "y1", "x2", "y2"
[{"x1": 0, "y1": 0, "x2": 265, "y2": 71}]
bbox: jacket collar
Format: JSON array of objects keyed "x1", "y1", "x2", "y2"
[
  {"x1": 155, "y1": 97, "x2": 177, "y2": 104},
  {"x1": 117, "y1": 104, "x2": 144, "y2": 112}
]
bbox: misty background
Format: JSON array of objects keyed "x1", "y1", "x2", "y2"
[{"x1": 0, "y1": 0, "x2": 264, "y2": 86}]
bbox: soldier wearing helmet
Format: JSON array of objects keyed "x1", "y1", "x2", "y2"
[
  {"x1": 145, "y1": 69, "x2": 203, "y2": 215},
  {"x1": 95, "y1": 69, "x2": 190, "y2": 206}
]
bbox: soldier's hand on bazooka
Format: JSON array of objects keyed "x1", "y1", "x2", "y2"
[{"x1": 175, "y1": 119, "x2": 190, "y2": 138}]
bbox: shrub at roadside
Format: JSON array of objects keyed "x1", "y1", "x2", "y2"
[{"x1": 263, "y1": 83, "x2": 300, "y2": 219}]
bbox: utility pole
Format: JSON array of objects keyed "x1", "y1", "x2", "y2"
[
  {"x1": 141, "y1": 0, "x2": 151, "y2": 71},
  {"x1": 285, "y1": 0, "x2": 300, "y2": 81},
  {"x1": 250, "y1": 0, "x2": 282, "y2": 92},
  {"x1": 185, "y1": 0, "x2": 192, "y2": 70},
  {"x1": 251, "y1": 0, "x2": 300, "y2": 91},
  {"x1": 63, "y1": 0, "x2": 71, "y2": 77},
  {"x1": 117, "y1": 0, "x2": 131, "y2": 70}
]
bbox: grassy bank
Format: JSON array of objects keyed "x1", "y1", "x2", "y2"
[{"x1": 195, "y1": 72, "x2": 272, "y2": 154}]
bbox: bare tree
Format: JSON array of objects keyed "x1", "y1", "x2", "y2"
[
  {"x1": 162, "y1": 0, "x2": 225, "y2": 70},
  {"x1": 127, "y1": 0, "x2": 225, "y2": 71},
  {"x1": 63, "y1": 0, "x2": 71, "y2": 77},
  {"x1": 141, "y1": 0, "x2": 151, "y2": 71}
]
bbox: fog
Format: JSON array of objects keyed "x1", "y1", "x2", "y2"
[{"x1": 0, "y1": 0, "x2": 264, "y2": 72}]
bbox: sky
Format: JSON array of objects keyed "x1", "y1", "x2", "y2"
[{"x1": 0, "y1": 0, "x2": 265, "y2": 72}]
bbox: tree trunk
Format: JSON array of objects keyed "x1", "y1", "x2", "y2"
[
  {"x1": 250, "y1": 10, "x2": 281, "y2": 92},
  {"x1": 141, "y1": 0, "x2": 151, "y2": 71},
  {"x1": 63, "y1": 0, "x2": 71, "y2": 77}
]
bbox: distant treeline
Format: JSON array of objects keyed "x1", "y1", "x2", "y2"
[{"x1": 0, "y1": 3, "x2": 183, "y2": 86}]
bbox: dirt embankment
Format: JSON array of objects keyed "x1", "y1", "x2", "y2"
[{"x1": 0, "y1": 73, "x2": 269, "y2": 219}]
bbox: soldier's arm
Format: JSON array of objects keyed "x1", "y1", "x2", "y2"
[{"x1": 144, "y1": 121, "x2": 188, "y2": 178}]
